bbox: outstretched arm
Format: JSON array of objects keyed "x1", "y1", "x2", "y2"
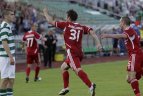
[
  {"x1": 101, "y1": 34, "x2": 127, "y2": 39},
  {"x1": 43, "y1": 7, "x2": 55, "y2": 25},
  {"x1": 90, "y1": 30, "x2": 102, "y2": 50},
  {"x1": 40, "y1": 37, "x2": 47, "y2": 41}
]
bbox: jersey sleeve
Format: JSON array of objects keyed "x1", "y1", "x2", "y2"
[
  {"x1": 34, "y1": 32, "x2": 41, "y2": 39},
  {"x1": 83, "y1": 26, "x2": 93, "y2": 34},
  {"x1": 22, "y1": 34, "x2": 26, "y2": 41},
  {"x1": 0, "y1": 27, "x2": 9, "y2": 41},
  {"x1": 55, "y1": 21, "x2": 67, "y2": 29},
  {"x1": 123, "y1": 28, "x2": 134, "y2": 38}
]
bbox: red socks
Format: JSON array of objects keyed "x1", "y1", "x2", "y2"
[
  {"x1": 63, "y1": 71, "x2": 69, "y2": 88},
  {"x1": 26, "y1": 67, "x2": 30, "y2": 77},
  {"x1": 136, "y1": 93, "x2": 141, "y2": 96},
  {"x1": 26, "y1": 66, "x2": 40, "y2": 78},
  {"x1": 35, "y1": 66, "x2": 40, "y2": 78},
  {"x1": 130, "y1": 79, "x2": 140, "y2": 95},
  {"x1": 78, "y1": 70, "x2": 92, "y2": 88}
]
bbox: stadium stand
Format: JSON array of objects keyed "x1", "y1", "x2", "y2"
[{"x1": 20, "y1": 0, "x2": 119, "y2": 25}]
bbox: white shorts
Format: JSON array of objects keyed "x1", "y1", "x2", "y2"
[{"x1": 0, "y1": 57, "x2": 15, "y2": 79}]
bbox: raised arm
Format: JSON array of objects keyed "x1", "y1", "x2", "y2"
[
  {"x1": 43, "y1": 7, "x2": 55, "y2": 25},
  {"x1": 89, "y1": 30, "x2": 102, "y2": 50}
]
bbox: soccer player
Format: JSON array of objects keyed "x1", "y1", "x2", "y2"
[
  {"x1": 43, "y1": 8, "x2": 102, "y2": 96},
  {"x1": 0, "y1": 9, "x2": 16, "y2": 96},
  {"x1": 23, "y1": 23, "x2": 46, "y2": 83},
  {"x1": 101, "y1": 16, "x2": 143, "y2": 96}
]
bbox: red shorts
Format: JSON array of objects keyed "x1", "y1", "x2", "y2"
[
  {"x1": 127, "y1": 53, "x2": 143, "y2": 79},
  {"x1": 65, "y1": 49, "x2": 83, "y2": 71},
  {"x1": 27, "y1": 54, "x2": 40, "y2": 64}
]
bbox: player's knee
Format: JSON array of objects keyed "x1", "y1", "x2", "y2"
[
  {"x1": 8, "y1": 79, "x2": 14, "y2": 85},
  {"x1": 75, "y1": 68, "x2": 82, "y2": 74},
  {"x1": 126, "y1": 72, "x2": 136, "y2": 83},
  {"x1": 27, "y1": 64, "x2": 31, "y2": 68},
  {"x1": 0, "y1": 78, "x2": 9, "y2": 87},
  {"x1": 60, "y1": 64, "x2": 65, "y2": 70},
  {"x1": 126, "y1": 75, "x2": 136, "y2": 83},
  {"x1": 2, "y1": 78, "x2": 9, "y2": 82},
  {"x1": 61, "y1": 62, "x2": 69, "y2": 71}
]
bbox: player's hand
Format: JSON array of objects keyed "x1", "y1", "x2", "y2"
[
  {"x1": 42, "y1": 37, "x2": 47, "y2": 41},
  {"x1": 96, "y1": 43, "x2": 102, "y2": 51},
  {"x1": 43, "y1": 7, "x2": 48, "y2": 16},
  {"x1": 52, "y1": 40, "x2": 56, "y2": 44},
  {"x1": 9, "y1": 56, "x2": 15, "y2": 65},
  {"x1": 100, "y1": 34, "x2": 109, "y2": 39}
]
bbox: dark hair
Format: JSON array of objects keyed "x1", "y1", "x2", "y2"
[
  {"x1": 66, "y1": 9, "x2": 78, "y2": 21},
  {"x1": 121, "y1": 16, "x2": 131, "y2": 26},
  {"x1": 2, "y1": 9, "x2": 14, "y2": 18}
]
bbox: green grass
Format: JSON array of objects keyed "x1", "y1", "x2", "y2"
[{"x1": 14, "y1": 60, "x2": 143, "y2": 96}]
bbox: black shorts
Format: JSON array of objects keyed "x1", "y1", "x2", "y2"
[
  {"x1": 113, "y1": 39, "x2": 118, "y2": 48},
  {"x1": 140, "y1": 41, "x2": 143, "y2": 47}
]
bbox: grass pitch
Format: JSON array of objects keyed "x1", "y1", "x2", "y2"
[{"x1": 14, "y1": 60, "x2": 143, "y2": 96}]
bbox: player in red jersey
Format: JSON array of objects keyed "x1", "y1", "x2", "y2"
[
  {"x1": 43, "y1": 8, "x2": 102, "y2": 96},
  {"x1": 101, "y1": 16, "x2": 143, "y2": 96},
  {"x1": 23, "y1": 24, "x2": 46, "y2": 83}
]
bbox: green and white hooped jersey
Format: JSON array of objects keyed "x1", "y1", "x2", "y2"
[{"x1": 0, "y1": 21, "x2": 15, "y2": 57}]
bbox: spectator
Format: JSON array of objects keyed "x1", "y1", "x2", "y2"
[
  {"x1": 37, "y1": 29, "x2": 45, "y2": 62},
  {"x1": 118, "y1": 28, "x2": 126, "y2": 56},
  {"x1": 22, "y1": 16, "x2": 31, "y2": 32},
  {"x1": 44, "y1": 30, "x2": 55, "y2": 68},
  {"x1": 51, "y1": 30, "x2": 57, "y2": 61},
  {"x1": 112, "y1": 28, "x2": 119, "y2": 55},
  {"x1": 130, "y1": 22, "x2": 141, "y2": 39}
]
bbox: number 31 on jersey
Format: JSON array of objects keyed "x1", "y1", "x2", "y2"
[{"x1": 69, "y1": 29, "x2": 80, "y2": 42}]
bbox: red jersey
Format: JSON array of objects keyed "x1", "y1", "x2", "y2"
[
  {"x1": 23, "y1": 30, "x2": 41, "y2": 55},
  {"x1": 123, "y1": 27, "x2": 142, "y2": 56},
  {"x1": 55, "y1": 21, "x2": 92, "y2": 53}
]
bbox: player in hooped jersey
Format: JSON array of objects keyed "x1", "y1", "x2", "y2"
[
  {"x1": 23, "y1": 24, "x2": 46, "y2": 83},
  {"x1": 101, "y1": 16, "x2": 143, "y2": 96},
  {"x1": 43, "y1": 8, "x2": 102, "y2": 96}
]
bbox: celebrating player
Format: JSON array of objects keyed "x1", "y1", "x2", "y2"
[
  {"x1": 23, "y1": 23, "x2": 46, "y2": 83},
  {"x1": 101, "y1": 16, "x2": 143, "y2": 96},
  {"x1": 43, "y1": 8, "x2": 102, "y2": 96}
]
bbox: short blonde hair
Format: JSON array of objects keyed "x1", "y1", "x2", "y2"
[{"x1": 2, "y1": 8, "x2": 14, "y2": 17}]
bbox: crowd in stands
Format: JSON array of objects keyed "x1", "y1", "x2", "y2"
[
  {"x1": 73, "y1": 0, "x2": 143, "y2": 26},
  {"x1": 0, "y1": 0, "x2": 50, "y2": 35},
  {"x1": 73, "y1": 1, "x2": 143, "y2": 38}
]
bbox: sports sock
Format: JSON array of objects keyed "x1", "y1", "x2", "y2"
[
  {"x1": 63, "y1": 71, "x2": 69, "y2": 88},
  {"x1": 35, "y1": 66, "x2": 40, "y2": 78},
  {"x1": 78, "y1": 70, "x2": 92, "y2": 88},
  {"x1": 6, "y1": 88, "x2": 13, "y2": 96},
  {"x1": 136, "y1": 93, "x2": 141, "y2": 96},
  {"x1": 130, "y1": 79, "x2": 140, "y2": 95},
  {"x1": 26, "y1": 67, "x2": 31, "y2": 77},
  {"x1": 0, "y1": 89, "x2": 6, "y2": 96}
]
